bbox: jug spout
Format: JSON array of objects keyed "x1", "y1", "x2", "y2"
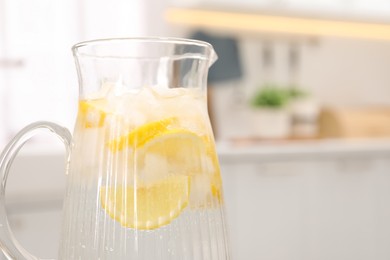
[{"x1": 206, "y1": 43, "x2": 218, "y2": 69}]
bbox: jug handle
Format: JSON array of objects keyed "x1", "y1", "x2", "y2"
[{"x1": 0, "y1": 121, "x2": 72, "y2": 260}]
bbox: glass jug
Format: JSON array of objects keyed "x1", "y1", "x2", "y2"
[{"x1": 0, "y1": 38, "x2": 230, "y2": 259}]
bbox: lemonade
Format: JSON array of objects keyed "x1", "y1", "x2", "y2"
[{"x1": 59, "y1": 85, "x2": 229, "y2": 259}]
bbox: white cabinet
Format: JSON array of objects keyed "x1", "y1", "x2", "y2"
[{"x1": 219, "y1": 141, "x2": 390, "y2": 260}]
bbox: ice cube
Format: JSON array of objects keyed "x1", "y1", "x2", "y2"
[
  {"x1": 139, "y1": 154, "x2": 169, "y2": 183},
  {"x1": 150, "y1": 85, "x2": 187, "y2": 98},
  {"x1": 189, "y1": 174, "x2": 213, "y2": 207}
]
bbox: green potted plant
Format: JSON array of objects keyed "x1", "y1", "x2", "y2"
[{"x1": 250, "y1": 84, "x2": 291, "y2": 139}]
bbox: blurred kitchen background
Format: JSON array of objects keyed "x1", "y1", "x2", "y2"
[{"x1": 2, "y1": 0, "x2": 390, "y2": 259}]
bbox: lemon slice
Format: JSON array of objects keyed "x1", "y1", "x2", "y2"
[
  {"x1": 108, "y1": 117, "x2": 177, "y2": 151},
  {"x1": 78, "y1": 99, "x2": 110, "y2": 128},
  {"x1": 206, "y1": 139, "x2": 224, "y2": 204},
  {"x1": 137, "y1": 129, "x2": 207, "y2": 176},
  {"x1": 100, "y1": 176, "x2": 190, "y2": 230},
  {"x1": 211, "y1": 172, "x2": 223, "y2": 203}
]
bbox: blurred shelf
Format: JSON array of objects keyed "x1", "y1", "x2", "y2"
[
  {"x1": 166, "y1": 7, "x2": 390, "y2": 41},
  {"x1": 217, "y1": 138, "x2": 390, "y2": 163}
]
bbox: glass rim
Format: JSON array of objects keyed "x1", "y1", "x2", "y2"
[{"x1": 72, "y1": 37, "x2": 215, "y2": 59}]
